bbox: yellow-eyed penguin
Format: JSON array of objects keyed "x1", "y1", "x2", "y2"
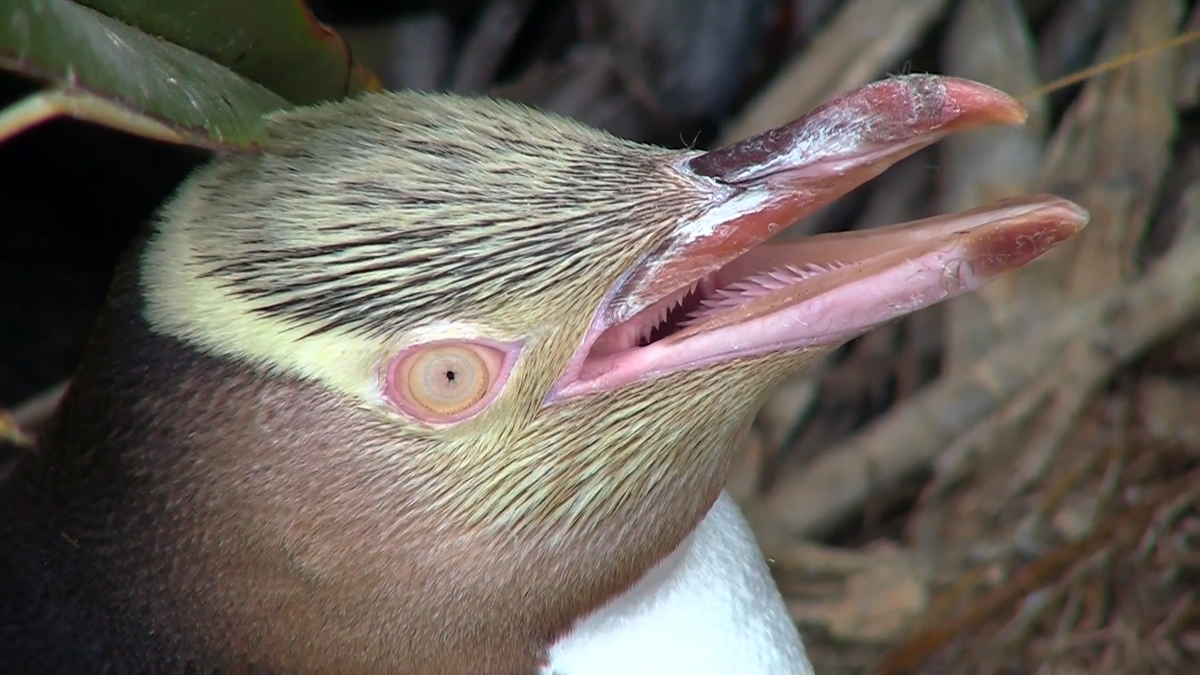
[{"x1": 0, "y1": 74, "x2": 1087, "y2": 674}]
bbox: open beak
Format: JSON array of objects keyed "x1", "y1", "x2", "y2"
[{"x1": 547, "y1": 75, "x2": 1089, "y2": 401}]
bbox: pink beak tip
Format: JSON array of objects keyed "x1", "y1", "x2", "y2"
[{"x1": 968, "y1": 196, "x2": 1090, "y2": 277}]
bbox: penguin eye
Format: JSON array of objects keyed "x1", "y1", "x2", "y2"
[{"x1": 387, "y1": 342, "x2": 509, "y2": 422}]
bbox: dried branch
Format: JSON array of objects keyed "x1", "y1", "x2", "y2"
[
  {"x1": 871, "y1": 469, "x2": 1200, "y2": 675},
  {"x1": 750, "y1": 192, "x2": 1200, "y2": 542}
]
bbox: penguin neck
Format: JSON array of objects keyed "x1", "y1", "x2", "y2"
[{"x1": 546, "y1": 491, "x2": 814, "y2": 675}]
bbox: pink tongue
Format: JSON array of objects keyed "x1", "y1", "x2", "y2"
[
  {"x1": 588, "y1": 279, "x2": 705, "y2": 357},
  {"x1": 586, "y1": 195, "x2": 1088, "y2": 365},
  {"x1": 556, "y1": 195, "x2": 1091, "y2": 407},
  {"x1": 660, "y1": 195, "x2": 1090, "y2": 342},
  {"x1": 680, "y1": 264, "x2": 839, "y2": 327}
]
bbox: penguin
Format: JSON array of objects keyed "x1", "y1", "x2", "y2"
[{"x1": 0, "y1": 74, "x2": 1087, "y2": 674}]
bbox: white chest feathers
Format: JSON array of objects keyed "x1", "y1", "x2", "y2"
[{"x1": 543, "y1": 491, "x2": 815, "y2": 675}]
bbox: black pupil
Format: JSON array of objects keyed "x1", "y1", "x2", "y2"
[{"x1": 444, "y1": 370, "x2": 456, "y2": 383}]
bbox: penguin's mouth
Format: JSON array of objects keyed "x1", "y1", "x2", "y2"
[{"x1": 546, "y1": 75, "x2": 1089, "y2": 402}]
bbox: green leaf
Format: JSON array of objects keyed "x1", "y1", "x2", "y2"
[
  {"x1": 0, "y1": 0, "x2": 382, "y2": 148},
  {"x1": 1, "y1": 0, "x2": 291, "y2": 147},
  {"x1": 0, "y1": 88, "x2": 219, "y2": 147},
  {"x1": 76, "y1": 0, "x2": 381, "y2": 105}
]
